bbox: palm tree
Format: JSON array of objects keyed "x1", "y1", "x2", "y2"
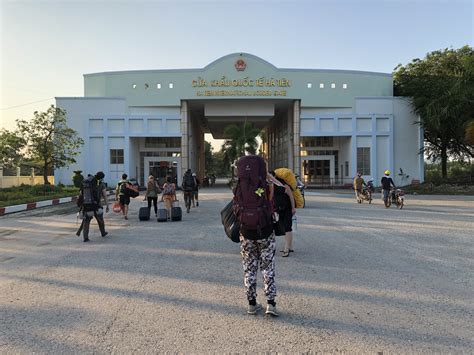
[{"x1": 221, "y1": 122, "x2": 261, "y2": 179}]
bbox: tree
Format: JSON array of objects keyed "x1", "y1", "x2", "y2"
[
  {"x1": 204, "y1": 141, "x2": 214, "y2": 173},
  {"x1": 16, "y1": 105, "x2": 84, "y2": 184},
  {"x1": 222, "y1": 122, "x2": 261, "y2": 161},
  {"x1": 393, "y1": 46, "x2": 474, "y2": 178},
  {"x1": 466, "y1": 121, "x2": 474, "y2": 145},
  {"x1": 0, "y1": 129, "x2": 26, "y2": 169}
]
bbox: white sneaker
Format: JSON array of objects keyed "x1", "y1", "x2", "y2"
[
  {"x1": 265, "y1": 304, "x2": 279, "y2": 317},
  {"x1": 247, "y1": 303, "x2": 262, "y2": 315}
]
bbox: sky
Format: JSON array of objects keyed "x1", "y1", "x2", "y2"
[{"x1": 1, "y1": 0, "x2": 473, "y2": 148}]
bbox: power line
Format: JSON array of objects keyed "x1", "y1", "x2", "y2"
[{"x1": 1, "y1": 98, "x2": 55, "y2": 110}]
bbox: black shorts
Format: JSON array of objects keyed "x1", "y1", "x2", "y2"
[
  {"x1": 278, "y1": 208, "x2": 293, "y2": 233},
  {"x1": 119, "y1": 195, "x2": 130, "y2": 206}
]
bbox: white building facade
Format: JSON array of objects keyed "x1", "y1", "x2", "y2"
[{"x1": 56, "y1": 53, "x2": 424, "y2": 187}]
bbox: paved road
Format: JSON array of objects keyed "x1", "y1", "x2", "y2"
[{"x1": 1, "y1": 188, "x2": 473, "y2": 353}]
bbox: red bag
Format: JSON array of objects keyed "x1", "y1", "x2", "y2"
[{"x1": 112, "y1": 202, "x2": 122, "y2": 213}]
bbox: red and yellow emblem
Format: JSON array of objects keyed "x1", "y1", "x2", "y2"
[{"x1": 234, "y1": 59, "x2": 246, "y2": 71}]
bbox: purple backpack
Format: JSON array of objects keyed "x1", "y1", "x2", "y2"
[{"x1": 233, "y1": 155, "x2": 274, "y2": 240}]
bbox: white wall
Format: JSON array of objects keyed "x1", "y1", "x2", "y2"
[
  {"x1": 55, "y1": 97, "x2": 128, "y2": 185},
  {"x1": 129, "y1": 107, "x2": 180, "y2": 117},
  {"x1": 393, "y1": 98, "x2": 423, "y2": 185}
]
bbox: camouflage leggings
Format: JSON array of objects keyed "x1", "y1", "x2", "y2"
[{"x1": 240, "y1": 234, "x2": 276, "y2": 302}]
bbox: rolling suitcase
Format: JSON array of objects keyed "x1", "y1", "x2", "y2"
[
  {"x1": 171, "y1": 200, "x2": 182, "y2": 221},
  {"x1": 157, "y1": 201, "x2": 168, "y2": 222},
  {"x1": 139, "y1": 206, "x2": 150, "y2": 221}
]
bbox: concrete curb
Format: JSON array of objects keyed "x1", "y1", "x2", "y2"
[
  {"x1": 0, "y1": 196, "x2": 78, "y2": 216},
  {"x1": 0, "y1": 191, "x2": 116, "y2": 216}
]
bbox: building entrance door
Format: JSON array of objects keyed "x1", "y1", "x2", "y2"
[
  {"x1": 302, "y1": 156, "x2": 335, "y2": 186},
  {"x1": 144, "y1": 157, "x2": 180, "y2": 186}
]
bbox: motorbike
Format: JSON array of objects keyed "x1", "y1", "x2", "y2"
[
  {"x1": 358, "y1": 180, "x2": 374, "y2": 204},
  {"x1": 384, "y1": 188, "x2": 405, "y2": 209}
]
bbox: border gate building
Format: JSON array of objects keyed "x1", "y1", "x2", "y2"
[{"x1": 55, "y1": 53, "x2": 424, "y2": 187}]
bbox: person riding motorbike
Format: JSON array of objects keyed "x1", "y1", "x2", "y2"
[
  {"x1": 381, "y1": 170, "x2": 396, "y2": 206},
  {"x1": 353, "y1": 172, "x2": 366, "y2": 203}
]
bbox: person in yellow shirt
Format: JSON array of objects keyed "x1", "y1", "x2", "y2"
[{"x1": 353, "y1": 172, "x2": 366, "y2": 203}]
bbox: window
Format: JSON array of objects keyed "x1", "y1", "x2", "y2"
[
  {"x1": 157, "y1": 83, "x2": 161, "y2": 89},
  {"x1": 132, "y1": 84, "x2": 137, "y2": 89},
  {"x1": 110, "y1": 149, "x2": 124, "y2": 164},
  {"x1": 307, "y1": 83, "x2": 312, "y2": 88},
  {"x1": 145, "y1": 137, "x2": 181, "y2": 148},
  {"x1": 319, "y1": 83, "x2": 324, "y2": 88},
  {"x1": 331, "y1": 83, "x2": 336, "y2": 89},
  {"x1": 357, "y1": 148, "x2": 370, "y2": 175},
  {"x1": 345, "y1": 161, "x2": 349, "y2": 177},
  {"x1": 145, "y1": 83, "x2": 149, "y2": 89},
  {"x1": 169, "y1": 83, "x2": 174, "y2": 89},
  {"x1": 342, "y1": 83, "x2": 348, "y2": 89}
]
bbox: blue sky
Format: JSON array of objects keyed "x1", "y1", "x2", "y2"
[{"x1": 1, "y1": 0, "x2": 472, "y2": 131}]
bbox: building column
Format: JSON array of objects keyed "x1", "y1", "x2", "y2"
[
  {"x1": 180, "y1": 100, "x2": 189, "y2": 178},
  {"x1": 287, "y1": 109, "x2": 294, "y2": 171},
  {"x1": 292, "y1": 100, "x2": 301, "y2": 176}
]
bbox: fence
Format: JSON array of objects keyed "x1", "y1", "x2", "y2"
[{"x1": 0, "y1": 167, "x2": 54, "y2": 188}]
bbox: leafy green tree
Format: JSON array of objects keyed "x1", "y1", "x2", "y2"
[
  {"x1": 16, "y1": 105, "x2": 84, "y2": 184},
  {"x1": 222, "y1": 122, "x2": 261, "y2": 161},
  {"x1": 394, "y1": 46, "x2": 474, "y2": 178},
  {"x1": 0, "y1": 128, "x2": 26, "y2": 168}
]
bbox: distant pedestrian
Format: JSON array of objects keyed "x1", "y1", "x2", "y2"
[
  {"x1": 192, "y1": 172, "x2": 200, "y2": 207},
  {"x1": 353, "y1": 172, "x2": 366, "y2": 203},
  {"x1": 161, "y1": 176, "x2": 176, "y2": 220},
  {"x1": 182, "y1": 169, "x2": 196, "y2": 213},
  {"x1": 115, "y1": 173, "x2": 130, "y2": 220},
  {"x1": 77, "y1": 171, "x2": 108, "y2": 242},
  {"x1": 145, "y1": 175, "x2": 161, "y2": 217}
]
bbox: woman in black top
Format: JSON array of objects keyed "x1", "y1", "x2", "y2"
[{"x1": 270, "y1": 172, "x2": 296, "y2": 257}]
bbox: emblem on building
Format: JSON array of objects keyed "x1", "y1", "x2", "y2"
[{"x1": 235, "y1": 59, "x2": 246, "y2": 71}]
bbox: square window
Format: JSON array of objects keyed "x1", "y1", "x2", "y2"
[
  {"x1": 331, "y1": 83, "x2": 336, "y2": 89},
  {"x1": 144, "y1": 83, "x2": 149, "y2": 89},
  {"x1": 319, "y1": 83, "x2": 324, "y2": 88},
  {"x1": 157, "y1": 83, "x2": 161, "y2": 89},
  {"x1": 169, "y1": 83, "x2": 173, "y2": 89},
  {"x1": 110, "y1": 149, "x2": 124, "y2": 164},
  {"x1": 342, "y1": 83, "x2": 348, "y2": 89},
  {"x1": 307, "y1": 83, "x2": 312, "y2": 88}
]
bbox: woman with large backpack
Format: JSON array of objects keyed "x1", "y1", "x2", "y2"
[{"x1": 233, "y1": 155, "x2": 279, "y2": 317}]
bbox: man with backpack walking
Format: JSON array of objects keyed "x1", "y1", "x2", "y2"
[
  {"x1": 233, "y1": 155, "x2": 279, "y2": 317},
  {"x1": 182, "y1": 169, "x2": 196, "y2": 213},
  {"x1": 77, "y1": 171, "x2": 108, "y2": 242},
  {"x1": 115, "y1": 173, "x2": 131, "y2": 220}
]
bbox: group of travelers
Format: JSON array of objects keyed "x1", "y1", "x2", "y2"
[{"x1": 75, "y1": 160, "x2": 301, "y2": 318}]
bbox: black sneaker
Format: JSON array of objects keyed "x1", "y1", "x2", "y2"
[
  {"x1": 196, "y1": 202, "x2": 199, "y2": 207},
  {"x1": 83, "y1": 238, "x2": 90, "y2": 242},
  {"x1": 102, "y1": 232, "x2": 108, "y2": 238}
]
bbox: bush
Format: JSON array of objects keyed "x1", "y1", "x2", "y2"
[{"x1": 72, "y1": 170, "x2": 84, "y2": 188}]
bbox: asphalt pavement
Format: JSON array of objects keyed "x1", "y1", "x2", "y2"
[{"x1": 1, "y1": 187, "x2": 473, "y2": 353}]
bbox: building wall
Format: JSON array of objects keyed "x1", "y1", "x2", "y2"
[{"x1": 84, "y1": 53, "x2": 393, "y2": 108}]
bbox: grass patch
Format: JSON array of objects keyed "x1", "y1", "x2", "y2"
[
  {"x1": 403, "y1": 183, "x2": 474, "y2": 195},
  {"x1": 0, "y1": 184, "x2": 79, "y2": 207}
]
